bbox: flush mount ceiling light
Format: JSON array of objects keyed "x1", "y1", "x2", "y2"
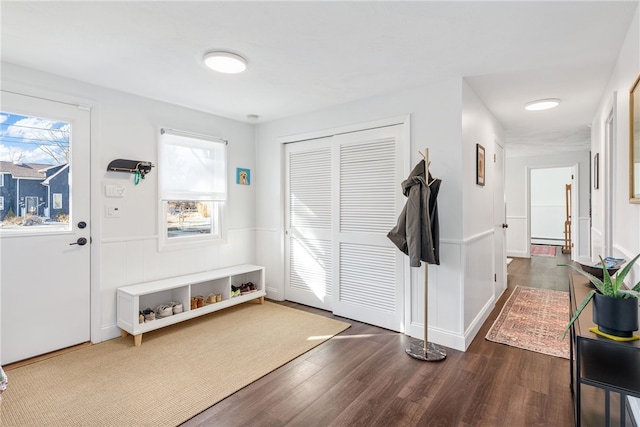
[
  {"x1": 525, "y1": 98, "x2": 561, "y2": 111},
  {"x1": 203, "y1": 51, "x2": 247, "y2": 74}
]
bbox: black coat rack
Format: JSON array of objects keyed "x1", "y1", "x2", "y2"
[{"x1": 107, "y1": 159, "x2": 154, "y2": 176}]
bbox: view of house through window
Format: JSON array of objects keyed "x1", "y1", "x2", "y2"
[
  {"x1": 166, "y1": 200, "x2": 219, "y2": 238},
  {"x1": 0, "y1": 111, "x2": 71, "y2": 232}
]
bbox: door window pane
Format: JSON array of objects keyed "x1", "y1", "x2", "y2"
[{"x1": 0, "y1": 112, "x2": 71, "y2": 231}]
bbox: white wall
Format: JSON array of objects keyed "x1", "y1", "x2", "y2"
[
  {"x1": 2, "y1": 63, "x2": 258, "y2": 342},
  {"x1": 461, "y1": 80, "x2": 505, "y2": 339},
  {"x1": 505, "y1": 151, "x2": 591, "y2": 260},
  {"x1": 591, "y1": 8, "x2": 640, "y2": 420},
  {"x1": 255, "y1": 77, "x2": 503, "y2": 351},
  {"x1": 591, "y1": 6, "x2": 640, "y2": 285}
]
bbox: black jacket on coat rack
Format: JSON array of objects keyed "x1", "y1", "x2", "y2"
[{"x1": 387, "y1": 159, "x2": 441, "y2": 267}]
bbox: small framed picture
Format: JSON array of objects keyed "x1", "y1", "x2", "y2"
[
  {"x1": 236, "y1": 168, "x2": 250, "y2": 185},
  {"x1": 476, "y1": 144, "x2": 485, "y2": 186}
]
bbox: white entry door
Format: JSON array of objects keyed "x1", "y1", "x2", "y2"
[
  {"x1": 493, "y1": 141, "x2": 507, "y2": 301},
  {"x1": 1, "y1": 91, "x2": 91, "y2": 365},
  {"x1": 285, "y1": 124, "x2": 406, "y2": 331}
]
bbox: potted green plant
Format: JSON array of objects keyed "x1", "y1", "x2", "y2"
[{"x1": 561, "y1": 253, "x2": 640, "y2": 338}]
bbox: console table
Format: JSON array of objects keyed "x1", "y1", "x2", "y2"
[{"x1": 569, "y1": 274, "x2": 640, "y2": 426}]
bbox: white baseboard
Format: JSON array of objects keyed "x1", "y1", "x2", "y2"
[
  {"x1": 409, "y1": 323, "x2": 466, "y2": 352},
  {"x1": 101, "y1": 324, "x2": 122, "y2": 342},
  {"x1": 463, "y1": 296, "x2": 496, "y2": 350},
  {"x1": 266, "y1": 286, "x2": 283, "y2": 301},
  {"x1": 507, "y1": 250, "x2": 529, "y2": 258}
]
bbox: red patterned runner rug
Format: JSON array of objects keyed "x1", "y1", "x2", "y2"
[
  {"x1": 531, "y1": 245, "x2": 557, "y2": 257},
  {"x1": 485, "y1": 286, "x2": 570, "y2": 359}
]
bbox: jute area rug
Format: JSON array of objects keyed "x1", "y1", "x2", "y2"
[
  {"x1": 531, "y1": 244, "x2": 557, "y2": 257},
  {"x1": 1, "y1": 301, "x2": 350, "y2": 427},
  {"x1": 485, "y1": 286, "x2": 570, "y2": 359}
]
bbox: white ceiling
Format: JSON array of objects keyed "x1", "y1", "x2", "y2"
[{"x1": 1, "y1": 1, "x2": 638, "y2": 156}]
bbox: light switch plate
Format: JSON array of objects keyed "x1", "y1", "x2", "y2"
[
  {"x1": 106, "y1": 206, "x2": 121, "y2": 218},
  {"x1": 105, "y1": 184, "x2": 125, "y2": 197}
]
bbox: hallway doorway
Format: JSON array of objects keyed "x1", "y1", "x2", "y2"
[{"x1": 528, "y1": 166, "x2": 576, "y2": 257}]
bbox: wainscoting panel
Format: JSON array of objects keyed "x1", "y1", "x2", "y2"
[
  {"x1": 590, "y1": 226, "x2": 603, "y2": 262},
  {"x1": 576, "y1": 216, "x2": 590, "y2": 261},
  {"x1": 506, "y1": 216, "x2": 528, "y2": 257},
  {"x1": 408, "y1": 240, "x2": 466, "y2": 351},
  {"x1": 256, "y1": 228, "x2": 283, "y2": 301},
  {"x1": 463, "y1": 231, "x2": 495, "y2": 334}
]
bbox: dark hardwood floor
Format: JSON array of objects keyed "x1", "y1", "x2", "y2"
[{"x1": 182, "y1": 250, "x2": 574, "y2": 427}]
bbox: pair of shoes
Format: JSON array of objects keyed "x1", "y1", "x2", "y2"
[
  {"x1": 142, "y1": 308, "x2": 155, "y2": 322},
  {"x1": 231, "y1": 285, "x2": 242, "y2": 297},
  {"x1": 156, "y1": 304, "x2": 173, "y2": 318},
  {"x1": 170, "y1": 301, "x2": 183, "y2": 314},
  {"x1": 190, "y1": 296, "x2": 204, "y2": 309},
  {"x1": 196, "y1": 295, "x2": 204, "y2": 308},
  {"x1": 239, "y1": 282, "x2": 258, "y2": 295}
]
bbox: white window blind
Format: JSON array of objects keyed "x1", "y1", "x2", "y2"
[{"x1": 159, "y1": 129, "x2": 227, "y2": 201}]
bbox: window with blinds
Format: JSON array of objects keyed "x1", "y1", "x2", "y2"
[{"x1": 158, "y1": 128, "x2": 227, "y2": 250}]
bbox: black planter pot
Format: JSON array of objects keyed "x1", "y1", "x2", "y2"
[{"x1": 592, "y1": 293, "x2": 639, "y2": 337}]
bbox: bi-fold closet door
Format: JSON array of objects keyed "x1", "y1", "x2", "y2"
[{"x1": 284, "y1": 124, "x2": 406, "y2": 331}]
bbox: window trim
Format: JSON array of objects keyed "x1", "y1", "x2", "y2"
[{"x1": 157, "y1": 128, "x2": 227, "y2": 251}]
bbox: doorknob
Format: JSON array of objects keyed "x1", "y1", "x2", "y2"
[
  {"x1": 502, "y1": 223, "x2": 509, "y2": 228},
  {"x1": 70, "y1": 237, "x2": 88, "y2": 246}
]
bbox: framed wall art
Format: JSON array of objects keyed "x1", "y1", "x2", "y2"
[
  {"x1": 476, "y1": 143, "x2": 485, "y2": 186},
  {"x1": 236, "y1": 168, "x2": 250, "y2": 185}
]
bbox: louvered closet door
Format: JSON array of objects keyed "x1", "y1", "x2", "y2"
[
  {"x1": 332, "y1": 126, "x2": 405, "y2": 331},
  {"x1": 285, "y1": 125, "x2": 405, "y2": 331},
  {"x1": 285, "y1": 137, "x2": 334, "y2": 311}
]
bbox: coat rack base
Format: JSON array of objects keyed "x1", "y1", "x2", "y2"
[{"x1": 406, "y1": 340, "x2": 447, "y2": 361}]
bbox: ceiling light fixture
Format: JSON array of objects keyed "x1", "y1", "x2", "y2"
[
  {"x1": 203, "y1": 51, "x2": 247, "y2": 74},
  {"x1": 525, "y1": 98, "x2": 561, "y2": 111}
]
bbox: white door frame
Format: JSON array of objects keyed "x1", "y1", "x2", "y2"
[
  {"x1": 0, "y1": 85, "x2": 101, "y2": 360},
  {"x1": 603, "y1": 93, "x2": 616, "y2": 257},
  {"x1": 0, "y1": 91, "x2": 95, "y2": 364},
  {"x1": 526, "y1": 164, "x2": 579, "y2": 258},
  {"x1": 493, "y1": 139, "x2": 507, "y2": 301}
]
